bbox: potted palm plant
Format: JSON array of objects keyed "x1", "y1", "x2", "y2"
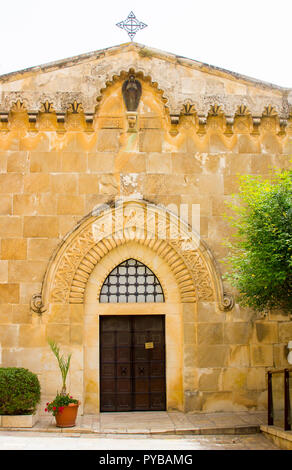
[{"x1": 45, "y1": 339, "x2": 80, "y2": 428}]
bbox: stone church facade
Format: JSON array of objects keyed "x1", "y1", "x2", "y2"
[{"x1": 0, "y1": 43, "x2": 291, "y2": 415}]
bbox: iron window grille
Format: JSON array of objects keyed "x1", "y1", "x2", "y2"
[{"x1": 99, "y1": 258, "x2": 165, "y2": 303}]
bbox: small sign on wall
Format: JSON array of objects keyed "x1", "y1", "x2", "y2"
[{"x1": 145, "y1": 342, "x2": 154, "y2": 349}]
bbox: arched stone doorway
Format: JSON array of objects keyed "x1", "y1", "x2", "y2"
[{"x1": 33, "y1": 200, "x2": 233, "y2": 413}]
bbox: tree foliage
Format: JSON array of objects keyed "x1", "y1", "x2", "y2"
[{"x1": 224, "y1": 169, "x2": 292, "y2": 314}]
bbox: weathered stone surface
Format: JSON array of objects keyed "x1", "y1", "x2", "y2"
[
  {"x1": 0, "y1": 42, "x2": 289, "y2": 415},
  {"x1": 1, "y1": 414, "x2": 38, "y2": 428}
]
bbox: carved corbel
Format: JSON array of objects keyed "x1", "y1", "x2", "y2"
[
  {"x1": 251, "y1": 117, "x2": 261, "y2": 136},
  {"x1": 56, "y1": 112, "x2": 66, "y2": 133},
  {"x1": 28, "y1": 111, "x2": 38, "y2": 132},
  {"x1": 126, "y1": 111, "x2": 138, "y2": 133},
  {"x1": 278, "y1": 118, "x2": 288, "y2": 137},
  {"x1": 30, "y1": 293, "x2": 46, "y2": 315},
  {"x1": 224, "y1": 116, "x2": 234, "y2": 136},
  {"x1": 197, "y1": 115, "x2": 207, "y2": 136},
  {"x1": 0, "y1": 112, "x2": 9, "y2": 131},
  {"x1": 85, "y1": 113, "x2": 94, "y2": 132},
  {"x1": 169, "y1": 114, "x2": 179, "y2": 136}
]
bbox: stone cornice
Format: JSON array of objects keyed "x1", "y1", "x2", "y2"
[{"x1": 0, "y1": 42, "x2": 290, "y2": 94}]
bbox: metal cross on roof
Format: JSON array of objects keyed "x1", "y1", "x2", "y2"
[{"x1": 116, "y1": 12, "x2": 148, "y2": 41}]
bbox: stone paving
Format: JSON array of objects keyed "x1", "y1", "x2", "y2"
[
  {"x1": 0, "y1": 412, "x2": 283, "y2": 450},
  {"x1": 0, "y1": 432, "x2": 281, "y2": 450},
  {"x1": 1, "y1": 411, "x2": 267, "y2": 435}
]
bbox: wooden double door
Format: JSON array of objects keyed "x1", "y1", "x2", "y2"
[{"x1": 100, "y1": 315, "x2": 166, "y2": 412}]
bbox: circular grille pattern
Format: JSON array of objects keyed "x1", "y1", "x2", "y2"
[{"x1": 99, "y1": 258, "x2": 164, "y2": 303}]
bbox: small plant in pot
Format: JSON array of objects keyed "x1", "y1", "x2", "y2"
[{"x1": 45, "y1": 339, "x2": 80, "y2": 428}]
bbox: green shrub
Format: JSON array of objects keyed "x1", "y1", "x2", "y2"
[{"x1": 0, "y1": 367, "x2": 41, "y2": 415}]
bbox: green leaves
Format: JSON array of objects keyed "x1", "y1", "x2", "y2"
[
  {"x1": 224, "y1": 169, "x2": 292, "y2": 314},
  {"x1": 48, "y1": 339, "x2": 72, "y2": 395},
  {"x1": 0, "y1": 368, "x2": 40, "y2": 415}
]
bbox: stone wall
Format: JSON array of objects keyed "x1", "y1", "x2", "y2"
[{"x1": 0, "y1": 43, "x2": 291, "y2": 415}]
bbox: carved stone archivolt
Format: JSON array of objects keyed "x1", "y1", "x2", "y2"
[{"x1": 34, "y1": 200, "x2": 233, "y2": 312}]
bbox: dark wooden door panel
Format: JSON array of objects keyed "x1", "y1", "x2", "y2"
[{"x1": 100, "y1": 315, "x2": 166, "y2": 412}]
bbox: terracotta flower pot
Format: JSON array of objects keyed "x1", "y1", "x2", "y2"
[{"x1": 55, "y1": 403, "x2": 80, "y2": 428}]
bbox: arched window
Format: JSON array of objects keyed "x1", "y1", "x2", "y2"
[{"x1": 99, "y1": 258, "x2": 164, "y2": 303}]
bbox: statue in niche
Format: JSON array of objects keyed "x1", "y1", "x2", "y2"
[{"x1": 122, "y1": 75, "x2": 142, "y2": 112}]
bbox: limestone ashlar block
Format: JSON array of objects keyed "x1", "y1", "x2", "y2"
[
  {"x1": 146, "y1": 152, "x2": 172, "y2": 174},
  {"x1": 48, "y1": 304, "x2": 70, "y2": 324},
  {"x1": 13, "y1": 193, "x2": 57, "y2": 216},
  {"x1": 254, "y1": 322, "x2": 278, "y2": 344},
  {"x1": 0, "y1": 195, "x2": 12, "y2": 215},
  {"x1": 88, "y1": 152, "x2": 115, "y2": 173},
  {"x1": 0, "y1": 174, "x2": 23, "y2": 193},
  {"x1": 69, "y1": 304, "x2": 84, "y2": 323},
  {"x1": 51, "y1": 174, "x2": 78, "y2": 194},
  {"x1": 0, "y1": 304, "x2": 12, "y2": 323},
  {"x1": 198, "y1": 368, "x2": 221, "y2": 391},
  {"x1": 250, "y1": 154, "x2": 273, "y2": 174},
  {"x1": 273, "y1": 344, "x2": 290, "y2": 368},
  {"x1": 223, "y1": 322, "x2": 252, "y2": 345},
  {"x1": 139, "y1": 129, "x2": 163, "y2": 152},
  {"x1": 0, "y1": 324, "x2": 19, "y2": 347},
  {"x1": 238, "y1": 135, "x2": 260, "y2": 154},
  {"x1": 0, "y1": 260, "x2": 8, "y2": 282},
  {"x1": 172, "y1": 153, "x2": 203, "y2": 175},
  {"x1": 12, "y1": 304, "x2": 31, "y2": 324},
  {"x1": 246, "y1": 368, "x2": 266, "y2": 391},
  {"x1": 23, "y1": 173, "x2": 51, "y2": 193},
  {"x1": 183, "y1": 323, "x2": 196, "y2": 344},
  {"x1": 1, "y1": 239, "x2": 27, "y2": 260},
  {"x1": 250, "y1": 345, "x2": 273, "y2": 366},
  {"x1": 7, "y1": 151, "x2": 28, "y2": 173},
  {"x1": 0, "y1": 152, "x2": 7, "y2": 172},
  {"x1": 197, "y1": 345, "x2": 229, "y2": 368},
  {"x1": 70, "y1": 325, "x2": 84, "y2": 345},
  {"x1": 23, "y1": 216, "x2": 59, "y2": 237},
  {"x1": 279, "y1": 322, "x2": 292, "y2": 343},
  {"x1": 61, "y1": 152, "x2": 87, "y2": 173},
  {"x1": 97, "y1": 129, "x2": 121, "y2": 152},
  {"x1": 201, "y1": 391, "x2": 233, "y2": 412},
  {"x1": 197, "y1": 301, "x2": 226, "y2": 323},
  {"x1": 197, "y1": 175, "x2": 224, "y2": 195},
  {"x1": 29, "y1": 152, "x2": 61, "y2": 173},
  {"x1": 57, "y1": 195, "x2": 85, "y2": 215},
  {"x1": 0, "y1": 217, "x2": 22, "y2": 237},
  {"x1": 46, "y1": 324, "x2": 70, "y2": 345},
  {"x1": 223, "y1": 175, "x2": 241, "y2": 195},
  {"x1": 197, "y1": 323, "x2": 224, "y2": 345},
  {"x1": 18, "y1": 325, "x2": 46, "y2": 347},
  {"x1": 0, "y1": 283, "x2": 19, "y2": 303},
  {"x1": 221, "y1": 367, "x2": 248, "y2": 391},
  {"x1": 229, "y1": 345, "x2": 250, "y2": 367},
  {"x1": 115, "y1": 152, "x2": 146, "y2": 173},
  {"x1": 58, "y1": 215, "x2": 80, "y2": 238},
  {"x1": 261, "y1": 134, "x2": 282, "y2": 154},
  {"x1": 78, "y1": 174, "x2": 100, "y2": 194},
  {"x1": 1, "y1": 414, "x2": 38, "y2": 428},
  {"x1": 8, "y1": 260, "x2": 46, "y2": 283},
  {"x1": 27, "y1": 238, "x2": 58, "y2": 260}
]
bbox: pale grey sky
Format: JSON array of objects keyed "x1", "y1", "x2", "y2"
[{"x1": 1, "y1": 0, "x2": 291, "y2": 87}]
